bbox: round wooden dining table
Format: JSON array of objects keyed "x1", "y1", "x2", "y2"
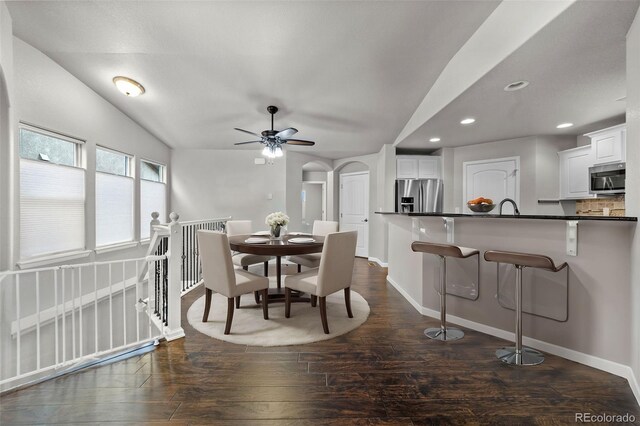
[{"x1": 228, "y1": 234, "x2": 324, "y2": 302}]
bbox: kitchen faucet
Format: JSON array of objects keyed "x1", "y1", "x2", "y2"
[{"x1": 499, "y1": 198, "x2": 520, "y2": 215}]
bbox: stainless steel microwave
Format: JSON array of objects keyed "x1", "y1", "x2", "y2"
[{"x1": 589, "y1": 162, "x2": 625, "y2": 195}]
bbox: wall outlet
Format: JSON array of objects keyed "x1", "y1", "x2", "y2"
[
  {"x1": 266, "y1": 193, "x2": 273, "y2": 200},
  {"x1": 254, "y1": 158, "x2": 266, "y2": 165}
]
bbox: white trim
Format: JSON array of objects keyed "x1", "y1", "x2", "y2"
[
  {"x1": 368, "y1": 257, "x2": 388, "y2": 267},
  {"x1": 94, "y1": 241, "x2": 139, "y2": 254},
  {"x1": 386, "y1": 275, "x2": 640, "y2": 405},
  {"x1": 17, "y1": 250, "x2": 92, "y2": 269}
]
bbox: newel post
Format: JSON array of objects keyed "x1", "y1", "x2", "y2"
[{"x1": 164, "y1": 212, "x2": 185, "y2": 341}]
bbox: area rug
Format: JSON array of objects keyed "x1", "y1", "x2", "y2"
[{"x1": 186, "y1": 282, "x2": 370, "y2": 346}]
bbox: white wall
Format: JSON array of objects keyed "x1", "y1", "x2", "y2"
[
  {"x1": 626, "y1": 5, "x2": 640, "y2": 397},
  {"x1": 11, "y1": 38, "x2": 172, "y2": 266},
  {"x1": 171, "y1": 149, "x2": 287, "y2": 229},
  {"x1": 0, "y1": 2, "x2": 13, "y2": 271}
]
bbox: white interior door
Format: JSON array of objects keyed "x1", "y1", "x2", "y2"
[
  {"x1": 340, "y1": 172, "x2": 369, "y2": 257},
  {"x1": 463, "y1": 157, "x2": 519, "y2": 214}
]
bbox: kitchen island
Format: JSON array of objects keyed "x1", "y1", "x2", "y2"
[{"x1": 377, "y1": 211, "x2": 637, "y2": 380}]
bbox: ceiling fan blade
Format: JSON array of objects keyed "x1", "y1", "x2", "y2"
[
  {"x1": 275, "y1": 127, "x2": 298, "y2": 139},
  {"x1": 233, "y1": 140, "x2": 263, "y2": 145},
  {"x1": 234, "y1": 127, "x2": 261, "y2": 137},
  {"x1": 283, "y1": 139, "x2": 315, "y2": 146}
]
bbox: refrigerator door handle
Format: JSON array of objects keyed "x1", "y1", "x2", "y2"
[{"x1": 418, "y1": 182, "x2": 423, "y2": 212}]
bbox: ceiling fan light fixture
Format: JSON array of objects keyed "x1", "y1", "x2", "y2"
[
  {"x1": 275, "y1": 146, "x2": 284, "y2": 158},
  {"x1": 113, "y1": 76, "x2": 145, "y2": 97}
]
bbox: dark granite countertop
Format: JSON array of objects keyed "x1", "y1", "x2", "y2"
[{"x1": 375, "y1": 212, "x2": 637, "y2": 222}]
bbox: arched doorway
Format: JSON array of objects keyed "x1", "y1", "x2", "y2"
[{"x1": 301, "y1": 161, "x2": 332, "y2": 233}]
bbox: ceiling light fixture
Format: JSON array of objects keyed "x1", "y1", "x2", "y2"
[
  {"x1": 504, "y1": 80, "x2": 530, "y2": 91},
  {"x1": 262, "y1": 142, "x2": 284, "y2": 159},
  {"x1": 113, "y1": 76, "x2": 145, "y2": 97},
  {"x1": 460, "y1": 118, "x2": 476, "y2": 125},
  {"x1": 556, "y1": 122, "x2": 574, "y2": 129},
  {"x1": 429, "y1": 137, "x2": 441, "y2": 143}
]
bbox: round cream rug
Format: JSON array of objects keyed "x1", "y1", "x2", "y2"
[{"x1": 187, "y1": 286, "x2": 370, "y2": 346}]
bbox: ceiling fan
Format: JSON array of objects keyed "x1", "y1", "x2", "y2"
[{"x1": 233, "y1": 105, "x2": 315, "y2": 158}]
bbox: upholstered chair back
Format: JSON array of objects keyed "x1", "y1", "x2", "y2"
[
  {"x1": 312, "y1": 220, "x2": 339, "y2": 236},
  {"x1": 226, "y1": 220, "x2": 252, "y2": 236},
  {"x1": 197, "y1": 230, "x2": 236, "y2": 297},
  {"x1": 316, "y1": 231, "x2": 357, "y2": 297}
]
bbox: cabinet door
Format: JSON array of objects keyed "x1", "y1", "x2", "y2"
[
  {"x1": 396, "y1": 158, "x2": 418, "y2": 179},
  {"x1": 593, "y1": 130, "x2": 623, "y2": 164},
  {"x1": 559, "y1": 146, "x2": 594, "y2": 199},
  {"x1": 418, "y1": 157, "x2": 440, "y2": 179}
]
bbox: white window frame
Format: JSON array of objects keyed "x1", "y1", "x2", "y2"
[
  {"x1": 140, "y1": 158, "x2": 167, "y2": 241},
  {"x1": 95, "y1": 146, "x2": 136, "y2": 249},
  {"x1": 17, "y1": 123, "x2": 88, "y2": 267}
]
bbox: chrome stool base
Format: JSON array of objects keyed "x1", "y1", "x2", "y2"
[
  {"x1": 496, "y1": 346, "x2": 544, "y2": 366},
  {"x1": 424, "y1": 327, "x2": 464, "y2": 341}
]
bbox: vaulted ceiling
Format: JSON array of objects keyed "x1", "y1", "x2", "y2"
[{"x1": 6, "y1": 1, "x2": 639, "y2": 159}]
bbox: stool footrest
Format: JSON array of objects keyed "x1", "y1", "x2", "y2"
[
  {"x1": 424, "y1": 327, "x2": 464, "y2": 341},
  {"x1": 496, "y1": 346, "x2": 544, "y2": 365}
]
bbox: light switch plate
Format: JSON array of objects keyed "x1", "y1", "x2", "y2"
[{"x1": 254, "y1": 158, "x2": 266, "y2": 165}]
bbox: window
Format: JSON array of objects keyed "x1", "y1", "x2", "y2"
[
  {"x1": 95, "y1": 147, "x2": 134, "y2": 247},
  {"x1": 19, "y1": 126, "x2": 85, "y2": 259},
  {"x1": 140, "y1": 160, "x2": 166, "y2": 239}
]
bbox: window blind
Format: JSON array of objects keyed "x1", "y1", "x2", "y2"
[
  {"x1": 20, "y1": 159, "x2": 85, "y2": 259},
  {"x1": 140, "y1": 180, "x2": 166, "y2": 239},
  {"x1": 96, "y1": 172, "x2": 134, "y2": 247}
]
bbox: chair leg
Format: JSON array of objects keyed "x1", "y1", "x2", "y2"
[
  {"x1": 311, "y1": 295, "x2": 317, "y2": 307},
  {"x1": 202, "y1": 288, "x2": 212, "y2": 322},
  {"x1": 344, "y1": 287, "x2": 353, "y2": 318},
  {"x1": 235, "y1": 295, "x2": 240, "y2": 309},
  {"x1": 254, "y1": 291, "x2": 260, "y2": 304},
  {"x1": 297, "y1": 264, "x2": 302, "y2": 273},
  {"x1": 319, "y1": 296, "x2": 329, "y2": 334},
  {"x1": 264, "y1": 261, "x2": 269, "y2": 277},
  {"x1": 261, "y1": 289, "x2": 269, "y2": 320},
  {"x1": 285, "y1": 288, "x2": 292, "y2": 318},
  {"x1": 224, "y1": 297, "x2": 235, "y2": 335}
]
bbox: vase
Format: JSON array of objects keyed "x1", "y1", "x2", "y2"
[{"x1": 270, "y1": 225, "x2": 282, "y2": 240}]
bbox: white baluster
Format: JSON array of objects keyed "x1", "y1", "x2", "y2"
[{"x1": 164, "y1": 212, "x2": 185, "y2": 341}]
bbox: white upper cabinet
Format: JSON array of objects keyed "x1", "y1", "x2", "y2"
[
  {"x1": 558, "y1": 145, "x2": 596, "y2": 199},
  {"x1": 396, "y1": 156, "x2": 441, "y2": 179},
  {"x1": 396, "y1": 157, "x2": 418, "y2": 179},
  {"x1": 585, "y1": 124, "x2": 626, "y2": 165}
]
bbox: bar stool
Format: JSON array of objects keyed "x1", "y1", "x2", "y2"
[
  {"x1": 411, "y1": 242, "x2": 480, "y2": 341},
  {"x1": 484, "y1": 250, "x2": 568, "y2": 366}
]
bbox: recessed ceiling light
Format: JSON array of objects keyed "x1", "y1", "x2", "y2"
[
  {"x1": 429, "y1": 137, "x2": 441, "y2": 143},
  {"x1": 556, "y1": 122, "x2": 573, "y2": 129},
  {"x1": 113, "y1": 76, "x2": 145, "y2": 97},
  {"x1": 460, "y1": 118, "x2": 476, "y2": 125},
  {"x1": 504, "y1": 80, "x2": 530, "y2": 91}
]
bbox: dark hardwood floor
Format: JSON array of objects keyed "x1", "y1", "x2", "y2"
[{"x1": 1, "y1": 258, "x2": 639, "y2": 425}]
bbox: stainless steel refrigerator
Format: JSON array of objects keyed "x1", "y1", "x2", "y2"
[{"x1": 395, "y1": 179, "x2": 443, "y2": 213}]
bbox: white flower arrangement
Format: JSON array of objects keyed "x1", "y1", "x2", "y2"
[{"x1": 265, "y1": 211, "x2": 289, "y2": 227}]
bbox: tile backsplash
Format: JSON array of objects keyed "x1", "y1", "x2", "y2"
[{"x1": 576, "y1": 196, "x2": 625, "y2": 216}]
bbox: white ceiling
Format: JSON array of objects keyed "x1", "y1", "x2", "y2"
[
  {"x1": 6, "y1": 1, "x2": 638, "y2": 158},
  {"x1": 6, "y1": 0, "x2": 499, "y2": 159},
  {"x1": 398, "y1": 0, "x2": 639, "y2": 149}
]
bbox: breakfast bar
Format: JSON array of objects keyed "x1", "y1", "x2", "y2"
[{"x1": 377, "y1": 212, "x2": 637, "y2": 372}]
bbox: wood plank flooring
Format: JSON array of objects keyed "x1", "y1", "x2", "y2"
[{"x1": 1, "y1": 259, "x2": 639, "y2": 424}]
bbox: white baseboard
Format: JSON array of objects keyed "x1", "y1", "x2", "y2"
[
  {"x1": 368, "y1": 257, "x2": 388, "y2": 267},
  {"x1": 386, "y1": 275, "x2": 640, "y2": 405}
]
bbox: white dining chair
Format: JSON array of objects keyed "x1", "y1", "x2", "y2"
[
  {"x1": 226, "y1": 220, "x2": 273, "y2": 306},
  {"x1": 197, "y1": 230, "x2": 269, "y2": 335},
  {"x1": 288, "y1": 220, "x2": 339, "y2": 272},
  {"x1": 284, "y1": 231, "x2": 357, "y2": 334}
]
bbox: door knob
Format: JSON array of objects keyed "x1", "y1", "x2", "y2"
[{"x1": 363, "y1": 219, "x2": 368, "y2": 222}]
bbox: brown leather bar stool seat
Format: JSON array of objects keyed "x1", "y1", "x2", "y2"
[
  {"x1": 411, "y1": 242, "x2": 480, "y2": 341},
  {"x1": 484, "y1": 250, "x2": 568, "y2": 366}
]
